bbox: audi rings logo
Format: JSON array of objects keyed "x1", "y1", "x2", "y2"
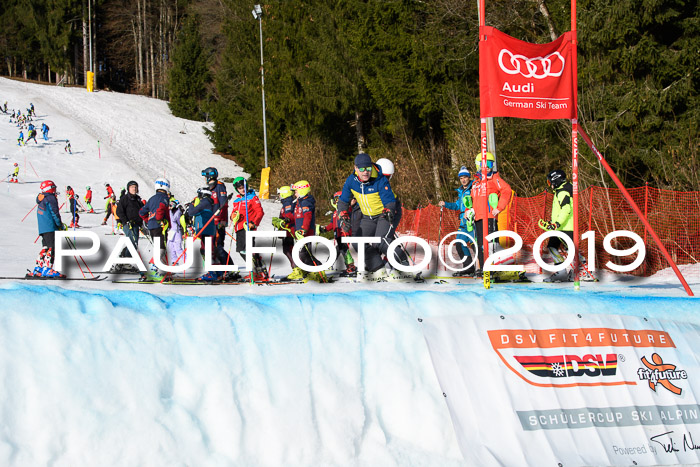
[{"x1": 498, "y1": 49, "x2": 565, "y2": 79}]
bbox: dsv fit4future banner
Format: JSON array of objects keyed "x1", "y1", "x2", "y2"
[
  {"x1": 422, "y1": 313, "x2": 700, "y2": 466},
  {"x1": 479, "y1": 26, "x2": 576, "y2": 119}
]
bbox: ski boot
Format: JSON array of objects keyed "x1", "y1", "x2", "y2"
[
  {"x1": 544, "y1": 269, "x2": 573, "y2": 283},
  {"x1": 197, "y1": 271, "x2": 223, "y2": 282},
  {"x1": 303, "y1": 271, "x2": 328, "y2": 283},
  {"x1": 339, "y1": 264, "x2": 357, "y2": 278},
  {"x1": 286, "y1": 267, "x2": 305, "y2": 281},
  {"x1": 223, "y1": 271, "x2": 241, "y2": 282},
  {"x1": 41, "y1": 267, "x2": 65, "y2": 278}
]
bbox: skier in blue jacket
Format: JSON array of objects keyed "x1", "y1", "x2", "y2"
[
  {"x1": 139, "y1": 177, "x2": 171, "y2": 279},
  {"x1": 439, "y1": 166, "x2": 476, "y2": 275},
  {"x1": 32, "y1": 180, "x2": 65, "y2": 277}
]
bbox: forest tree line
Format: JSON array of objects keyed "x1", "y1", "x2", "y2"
[{"x1": 1, "y1": 0, "x2": 697, "y2": 208}]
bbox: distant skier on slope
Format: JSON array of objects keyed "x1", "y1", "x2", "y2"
[
  {"x1": 84, "y1": 186, "x2": 94, "y2": 213},
  {"x1": 10, "y1": 163, "x2": 20, "y2": 183}
]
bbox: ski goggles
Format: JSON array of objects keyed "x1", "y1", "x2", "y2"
[
  {"x1": 475, "y1": 160, "x2": 494, "y2": 171},
  {"x1": 356, "y1": 166, "x2": 372, "y2": 173}
]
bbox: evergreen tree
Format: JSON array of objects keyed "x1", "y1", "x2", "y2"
[{"x1": 168, "y1": 13, "x2": 210, "y2": 120}]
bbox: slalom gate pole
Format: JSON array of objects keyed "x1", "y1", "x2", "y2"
[
  {"x1": 244, "y1": 181, "x2": 253, "y2": 285},
  {"x1": 578, "y1": 128, "x2": 694, "y2": 297},
  {"x1": 438, "y1": 207, "x2": 444, "y2": 273},
  {"x1": 21, "y1": 204, "x2": 37, "y2": 222},
  {"x1": 64, "y1": 237, "x2": 88, "y2": 278},
  {"x1": 28, "y1": 161, "x2": 39, "y2": 178},
  {"x1": 571, "y1": 0, "x2": 581, "y2": 290}
]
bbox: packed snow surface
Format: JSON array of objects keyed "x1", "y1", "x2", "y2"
[{"x1": 0, "y1": 78, "x2": 698, "y2": 465}]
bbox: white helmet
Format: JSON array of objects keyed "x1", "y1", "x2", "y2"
[
  {"x1": 154, "y1": 177, "x2": 171, "y2": 193},
  {"x1": 375, "y1": 158, "x2": 395, "y2": 179}
]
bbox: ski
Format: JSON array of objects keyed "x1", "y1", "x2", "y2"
[{"x1": 0, "y1": 275, "x2": 106, "y2": 281}]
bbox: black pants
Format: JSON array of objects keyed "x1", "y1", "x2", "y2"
[
  {"x1": 547, "y1": 230, "x2": 574, "y2": 264},
  {"x1": 236, "y1": 229, "x2": 263, "y2": 268},
  {"x1": 150, "y1": 228, "x2": 167, "y2": 264},
  {"x1": 474, "y1": 218, "x2": 498, "y2": 270},
  {"x1": 120, "y1": 222, "x2": 140, "y2": 257},
  {"x1": 41, "y1": 231, "x2": 55, "y2": 267},
  {"x1": 282, "y1": 235, "x2": 296, "y2": 268},
  {"x1": 215, "y1": 223, "x2": 231, "y2": 264},
  {"x1": 356, "y1": 216, "x2": 408, "y2": 272}
]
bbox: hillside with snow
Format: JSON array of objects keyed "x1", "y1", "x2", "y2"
[{"x1": 0, "y1": 78, "x2": 698, "y2": 466}]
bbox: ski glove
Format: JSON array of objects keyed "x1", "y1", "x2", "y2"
[
  {"x1": 295, "y1": 229, "x2": 306, "y2": 240},
  {"x1": 465, "y1": 208, "x2": 475, "y2": 223},
  {"x1": 338, "y1": 211, "x2": 351, "y2": 236},
  {"x1": 382, "y1": 208, "x2": 394, "y2": 224},
  {"x1": 546, "y1": 221, "x2": 560, "y2": 231},
  {"x1": 271, "y1": 217, "x2": 287, "y2": 230},
  {"x1": 244, "y1": 222, "x2": 256, "y2": 231}
]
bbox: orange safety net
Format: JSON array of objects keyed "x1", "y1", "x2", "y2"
[{"x1": 397, "y1": 185, "x2": 700, "y2": 278}]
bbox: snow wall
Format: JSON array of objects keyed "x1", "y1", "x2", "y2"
[{"x1": 0, "y1": 284, "x2": 698, "y2": 466}]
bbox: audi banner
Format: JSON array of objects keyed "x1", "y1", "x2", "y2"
[{"x1": 479, "y1": 26, "x2": 575, "y2": 120}]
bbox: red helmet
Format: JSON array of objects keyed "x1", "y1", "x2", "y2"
[
  {"x1": 40, "y1": 180, "x2": 57, "y2": 194},
  {"x1": 14, "y1": 162, "x2": 18, "y2": 167}
]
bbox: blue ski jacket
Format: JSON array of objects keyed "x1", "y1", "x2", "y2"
[
  {"x1": 36, "y1": 192, "x2": 63, "y2": 234},
  {"x1": 139, "y1": 190, "x2": 170, "y2": 230},
  {"x1": 294, "y1": 194, "x2": 316, "y2": 234},
  {"x1": 444, "y1": 183, "x2": 474, "y2": 232},
  {"x1": 337, "y1": 164, "x2": 396, "y2": 217},
  {"x1": 187, "y1": 197, "x2": 216, "y2": 236}
]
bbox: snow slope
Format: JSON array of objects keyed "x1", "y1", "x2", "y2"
[{"x1": 0, "y1": 78, "x2": 698, "y2": 466}]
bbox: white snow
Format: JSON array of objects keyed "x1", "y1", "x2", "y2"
[{"x1": 0, "y1": 77, "x2": 698, "y2": 466}]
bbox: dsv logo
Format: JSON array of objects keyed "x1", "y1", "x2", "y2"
[{"x1": 498, "y1": 49, "x2": 565, "y2": 79}]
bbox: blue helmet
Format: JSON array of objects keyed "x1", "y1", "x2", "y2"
[{"x1": 201, "y1": 167, "x2": 218, "y2": 181}]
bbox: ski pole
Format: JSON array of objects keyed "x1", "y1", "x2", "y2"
[
  {"x1": 65, "y1": 236, "x2": 96, "y2": 278},
  {"x1": 162, "y1": 204, "x2": 224, "y2": 283}
]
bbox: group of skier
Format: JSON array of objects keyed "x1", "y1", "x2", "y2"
[{"x1": 27, "y1": 149, "x2": 579, "y2": 282}]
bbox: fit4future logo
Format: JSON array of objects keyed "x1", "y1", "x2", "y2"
[
  {"x1": 638, "y1": 353, "x2": 688, "y2": 396},
  {"x1": 487, "y1": 328, "x2": 676, "y2": 388}
]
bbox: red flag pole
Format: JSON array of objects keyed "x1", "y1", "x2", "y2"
[
  {"x1": 478, "y1": 0, "x2": 490, "y2": 285},
  {"x1": 571, "y1": 0, "x2": 580, "y2": 290}
]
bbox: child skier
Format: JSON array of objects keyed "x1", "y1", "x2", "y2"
[
  {"x1": 84, "y1": 186, "x2": 94, "y2": 213},
  {"x1": 438, "y1": 166, "x2": 476, "y2": 275},
  {"x1": 319, "y1": 191, "x2": 356, "y2": 277},
  {"x1": 64, "y1": 140, "x2": 72, "y2": 154},
  {"x1": 25, "y1": 127, "x2": 38, "y2": 144},
  {"x1": 41, "y1": 123, "x2": 49, "y2": 140},
  {"x1": 66, "y1": 186, "x2": 80, "y2": 228},
  {"x1": 271, "y1": 185, "x2": 299, "y2": 277},
  {"x1": 167, "y1": 198, "x2": 186, "y2": 266},
  {"x1": 102, "y1": 195, "x2": 118, "y2": 225},
  {"x1": 17, "y1": 130, "x2": 24, "y2": 146},
  {"x1": 187, "y1": 189, "x2": 218, "y2": 280},
  {"x1": 10, "y1": 163, "x2": 20, "y2": 183},
  {"x1": 104, "y1": 183, "x2": 114, "y2": 199},
  {"x1": 230, "y1": 177, "x2": 266, "y2": 282},
  {"x1": 291, "y1": 180, "x2": 326, "y2": 283},
  {"x1": 138, "y1": 178, "x2": 171, "y2": 280},
  {"x1": 31, "y1": 180, "x2": 65, "y2": 278}
]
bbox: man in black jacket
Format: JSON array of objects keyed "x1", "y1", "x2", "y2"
[{"x1": 115, "y1": 180, "x2": 143, "y2": 261}]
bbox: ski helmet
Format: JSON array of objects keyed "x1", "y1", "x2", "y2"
[
  {"x1": 474, "y1": 152, "x2": 496, "y2": 172},
  {"x1": 197, "y1": 187, "x2": 212, "y2": 197},
  {"x1": 169, "y1": 197, "x2": 180, "y2": 208},
  {"x1": 547, "y1": 169, "x2": 567, "y2": 189},
  {"x1": 126, "y1": 180, "x2": 138, "y2": 190},
  {"x1": 104, "y1": 182, "x2": 110, "y2": 187},
  {"x1": 277, "y1": 186, "x2": 293, "y2": 199},
  {"x1": 330, "y1": 190, "x2": 342, "y2": 209},
  {"x1": 375, "y1": 158, "x2": 395, "y2": 179},
  {"x1": 292, "y1": 180, "x2": 311, "y2": 197},
  {"x1": 85, "y1": 186, "x2": 90, "y2": 191},
  {"x1": 14, "y1": 162, "x2": 18, "y2": 167},
  {"x1": 40, "y1": 180, "x2": 56, "y2": 194},
  {"x1": 233, "y1": 177, "x2": 246, "y2": 191},
  {"x1": 201, "y1": 167, "x2": 218, "y2": 182},
  {"x1": 66, "y1": 186, "x2": 72, "y2": 191},
  {"x1": 154, "y1": 177, "x2": 170, "y2": 193},
  {"x1": 458, "y1": 166, "x2": 471, "y2": 178}
]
